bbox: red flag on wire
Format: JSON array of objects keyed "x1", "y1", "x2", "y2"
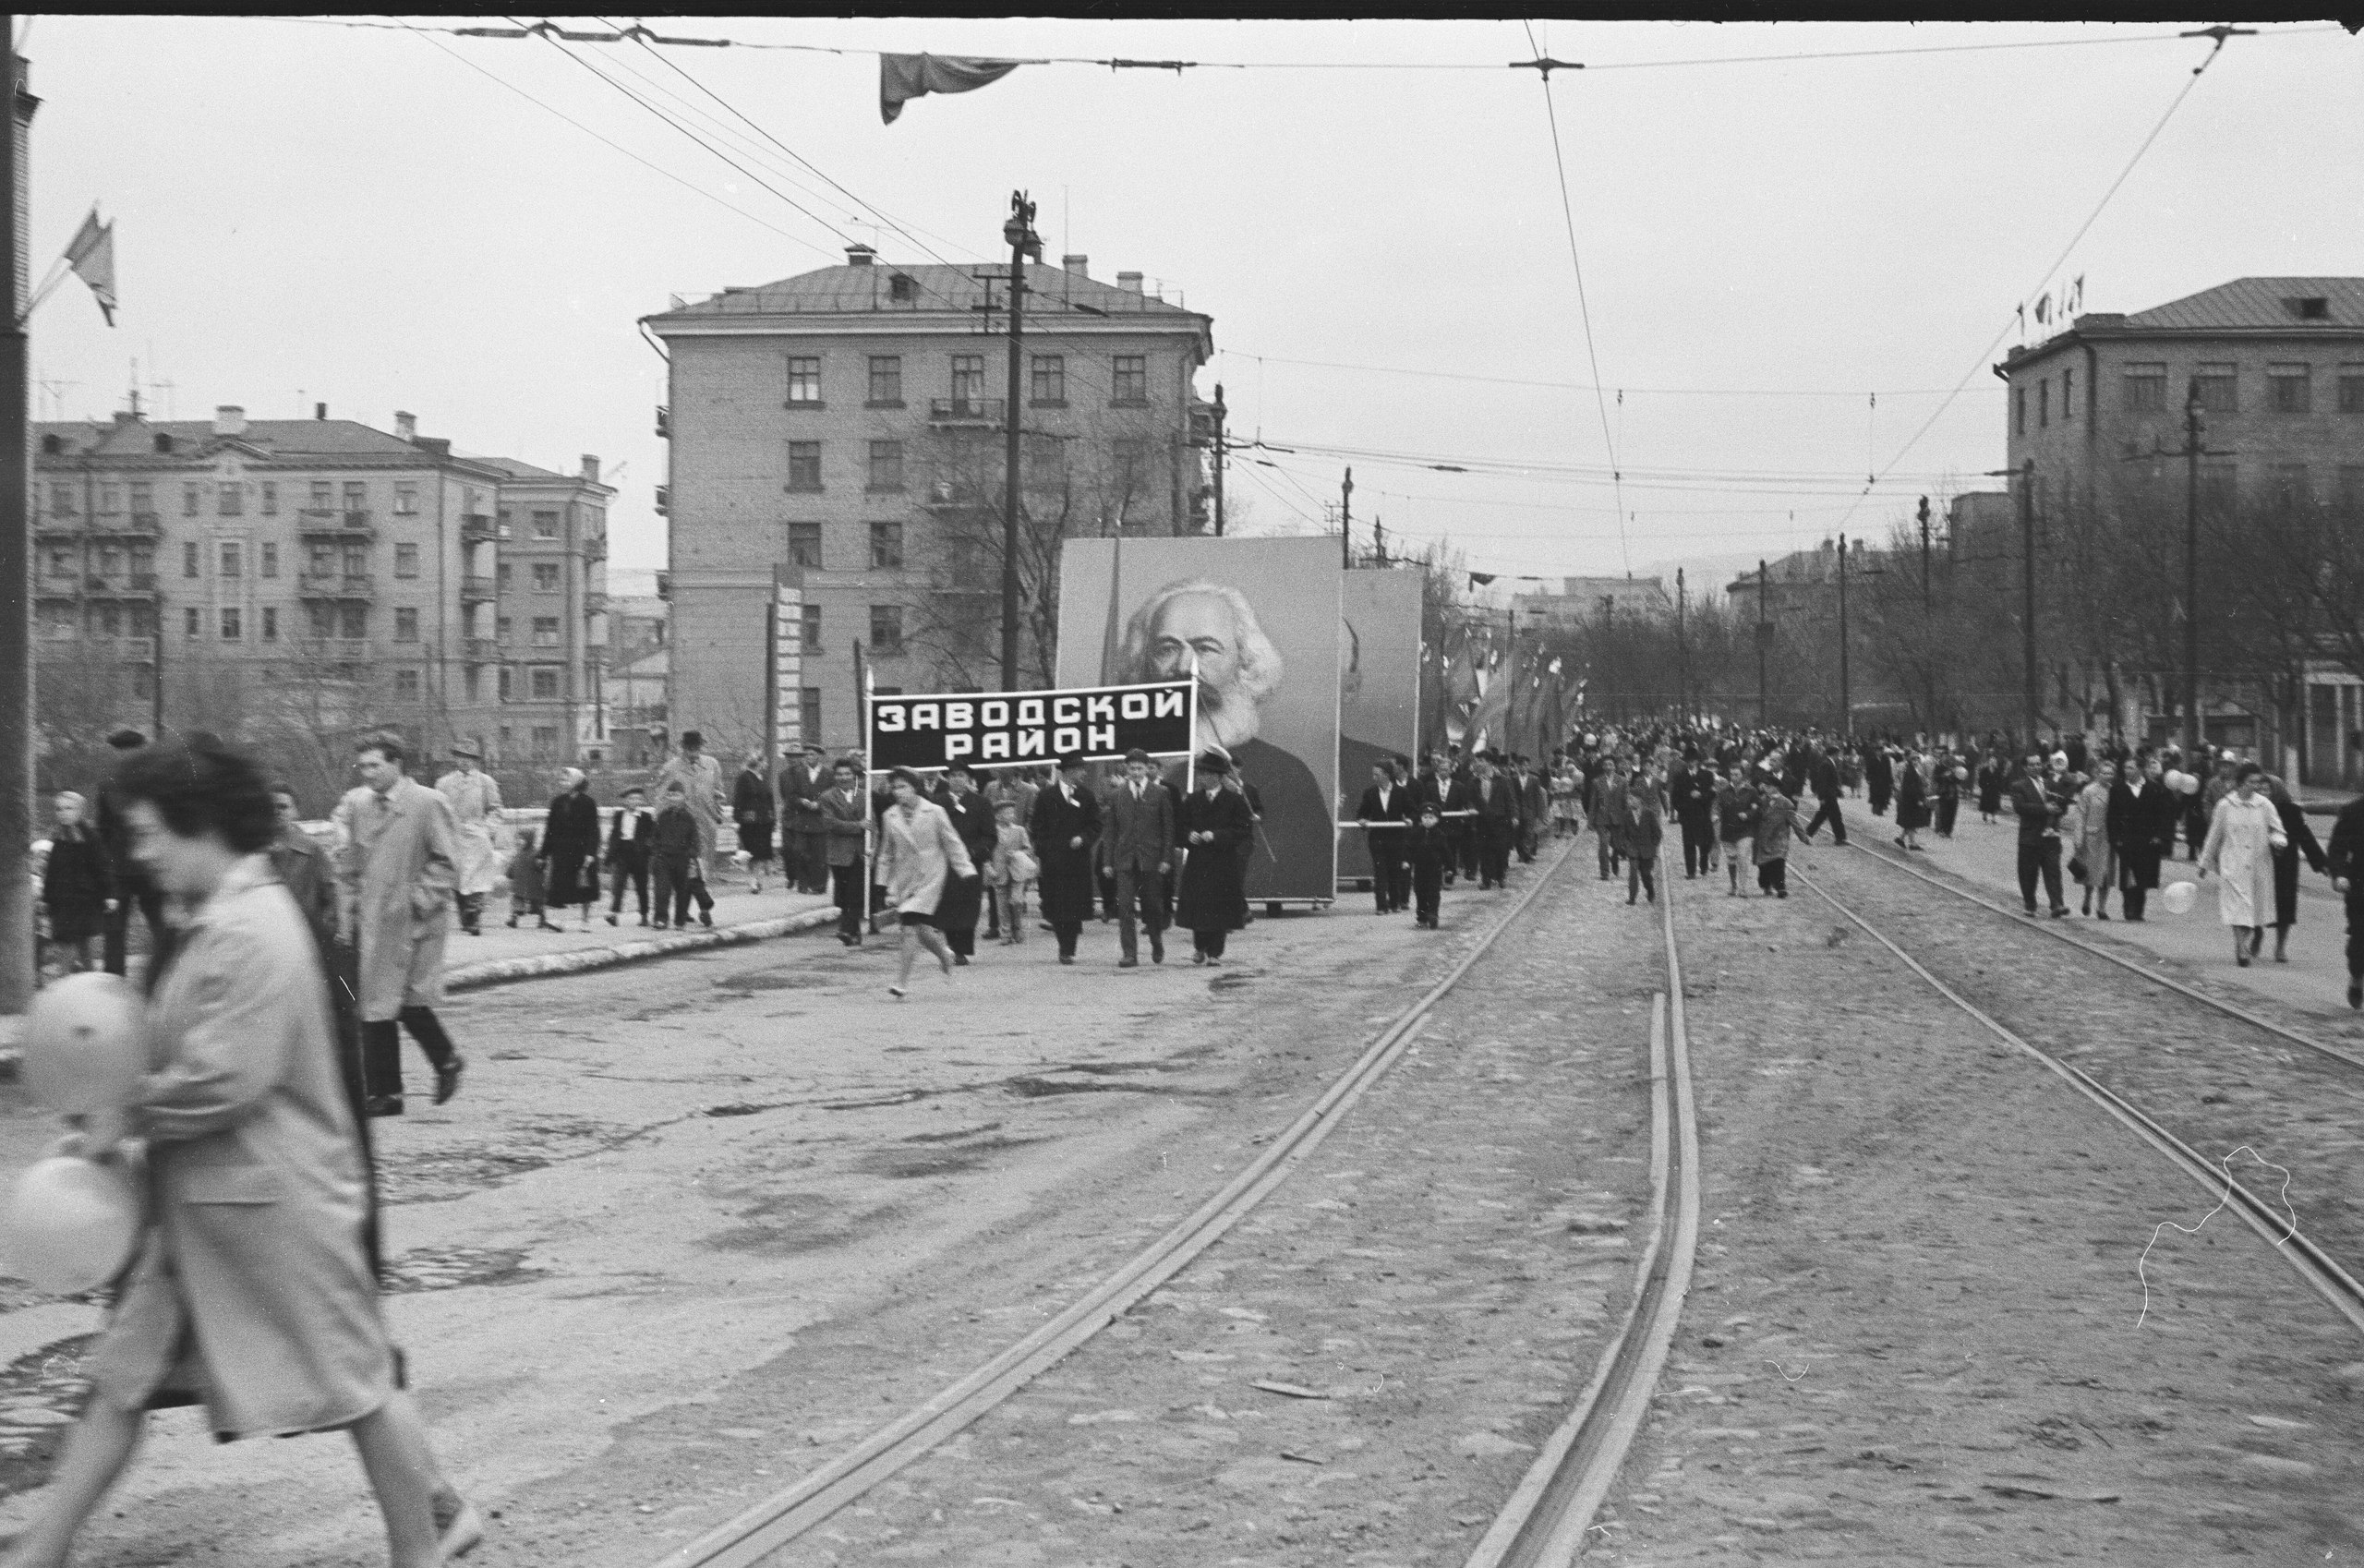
[
  {"x1": 66, "y1": 208, "x2": 116, "y2": 326},
  {"x1": 881, "y1": 54, "x2": 1021, "y2": 124}
]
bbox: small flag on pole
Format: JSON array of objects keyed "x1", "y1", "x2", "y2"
[
  {"x1": 66, "y1": 208, "x2": 116, "y2": 326},
  {"x1": 880, "y1": 54, "x2": 1022, "y2": 124}
]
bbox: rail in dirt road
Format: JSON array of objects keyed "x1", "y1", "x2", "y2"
[
  {"x1": 1847, "y1": 839, "x2": 2364, "y2": 1076},
  {"x1": 1462, "y1": 874, "x2": 1701, "y2": 1568},
  {"x1": 1798, "y1": 863, "x2": 2364, "y2": 1340},
  {"x1": 652, "y1": 846, "x2": 1577, "y2": 1568}
]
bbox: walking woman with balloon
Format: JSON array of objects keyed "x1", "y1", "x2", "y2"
[{"x1": 0, "y1": 736, "x2": 469, "y2": 1568}]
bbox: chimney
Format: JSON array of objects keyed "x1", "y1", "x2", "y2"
[
  {"x1": 845, "y1": 243, "x2": 876, "y2": 266},
  {"x1": 315, "y1": 402, "x2": 327, "y2": 421},
  {"x1": 394, "y1": 410, "x2": 416, "y2": 442},
  {"x1": 1116, "y1": 271, "x2": 1143, "y2": 295},
  {"x1": 212, "y1": 405, "x2": 246, "y2": 437},
  {"x1": 1062, "y1": 254, "x2": 1089, "y2": 277},
  {"x1": 580, "y1": 454, "x2": 601, "y2": 485}
]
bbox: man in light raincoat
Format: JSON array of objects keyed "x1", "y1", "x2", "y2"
[
  {"x1": 333, "y1": 731, "x2": 466, "y2": 1117},
  {"x1": 432, "y1": 741, "x2": 503, "y2": 936}
]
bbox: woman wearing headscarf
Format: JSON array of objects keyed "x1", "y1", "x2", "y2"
[
  {"x1": 2200, "y1": 761, "x2": 2287, "y2": 967},
  {"x1": 874, "y1": 766, "x2": 974, "y2": 998},
  {"x1": 2068, "y1": 762, "x2": 2118, "y2": 919},
  {"x1": 539, "y1": 768, "x2": 602, "y2": 929},
  {"x1": 1176, "y1": 753, "x2": 1254, "y2": 964},
  {"x1": 1892, "y1": 750, "x2": 1929, "y2": 851},
  {"x1": 2262, "y1": 774, "x2": 2327, "y2": 964},
  {"x1": 40, "y1": 790, "x2": 114, "y2": 973}
]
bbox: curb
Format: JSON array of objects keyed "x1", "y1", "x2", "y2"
[{"x1": 0, "y1": 907, "x2": 842, "y2": 1080}]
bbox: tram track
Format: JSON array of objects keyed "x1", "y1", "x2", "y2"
[
  {"x1": 1795, "y1": 859, "x2": 2364, "y2": 1340},
  {"x1": 654, "y1": 838, "x2": 1719, "y2": 1567}
]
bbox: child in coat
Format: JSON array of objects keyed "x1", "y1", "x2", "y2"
[
  {"x1": 651, "y1": 781, "x2": 713, "y2": 929},
  {"x1": 1405, "y1": 803, "x2": 1453, "y2": 929},
  {"x1": 1755, "y1": 789, "x2": 1797, "y2": 899},
  {"x1": 41, "y1": 791, "x2": 114, "y2": 973},
  {"x1": 986, "y1": 800, "x2": 1037, "y2": 944},
  {"x1": 1622, "y1": 785, "x2": 1664, "y2": 906},
  {"x1": 505, "y1": 829, "x2": 557, "y2": 929}
]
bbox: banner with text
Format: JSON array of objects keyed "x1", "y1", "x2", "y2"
[{"x1": 866, "y1": 681, "x2": 1196, "y2": 771}]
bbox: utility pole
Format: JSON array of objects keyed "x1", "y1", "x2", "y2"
[
  {"x1": 1675, "y1": 568, "x2": 1688, "y2": 727},
  {"x1": 997, "y1": 189, "x2": 1039, "y2": 693},
  {"x1": 1756, "y1": 560, "x2": 1770, "y2": 729},
  {"x1": 1210, "y1": 381, "x2": 1226, "y2": 537},
  {"x1": 2020, "y1": 456, "x2": 2038, "y2": 746},
  {"x1": 1339, "y1": 466, "x2": 1353, "y2": 570},
  {"x1": 1372, "y1": 518, "x2": 1386, "y2": 567},
  {"x1": 1837, "y1": 534, "x2": 1851, "y2": 739},
  {"x1": 0, "y1": 33, "x2": 31, "y2": 1017},
  {"x1": 2183, "y1": 381, "x2": 2204, "y2": 758},
  {"x1": 1917, "y1": 494, "x2": 1932, "y2": 609}
]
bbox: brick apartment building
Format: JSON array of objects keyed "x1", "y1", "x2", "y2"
[
  {"x1": 1996, "y1": 277, "x2": 2364, "y2": 778},
  {"x1": 647, "y1": 245, "x2": 1215, "y2": 757},
  {"x1": 32, "y1": 404, "x2": 612, "y2": 767}
]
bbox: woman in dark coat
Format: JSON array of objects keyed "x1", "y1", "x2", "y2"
[
  {"x1": 1176, "y1": 754, "x2": 1254, "y2": 964},
  {"x1": 2264, "y1": 776, "x2": 2328, "y2": 963},
  {"x1": 1934, "y1": 753, "x2": 1962, "y2": 838},
  {"x1": 540, "y1": 768, "x2": 603, "y2": 928},
  {"x1": 732, "y1": 756, "x2": 776, "y2": 894},
  {"x1": 933, "y1": 762, "x2": 998, "y2": 962},
  {"x1": 1865, "y1": 745, "x2": 1894, "y2": 818},
  {"x1": 1976, "y1": 754, "x2": 2008, "y2": 822},
  {"x1": 1029, "y1": 756, "x2": 1103, "y2": 963},
  {"x1": 42, "y1": 790, "x2": 115, "y2": 971},
  {"x1": 1892, "y1": 754, "x2": 1929, "y2": 850}
]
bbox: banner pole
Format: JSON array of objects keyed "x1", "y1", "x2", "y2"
[
  {"x1": 861, "y1": 646, "x2": 874, "y2": 935},
  {"x1": 1186, "y1": 651, "x2": 1199, "y2": 796}
]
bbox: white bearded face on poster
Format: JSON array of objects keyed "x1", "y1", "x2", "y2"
[{"x1": 1121, "y1": 580, "x2": 1285, "y2": 754}]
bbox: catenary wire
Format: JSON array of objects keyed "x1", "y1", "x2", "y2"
[{"x1": 1220, "y1": 351, "x2": 2004, "y2": 400}]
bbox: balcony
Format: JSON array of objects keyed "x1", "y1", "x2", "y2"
[
  {"x1": 299, "y1": 573, "x2": 376, "y2": 600},
  {"x1": 86, "y1": 573, "x2": 157, "y2": 598},
  {"x1": 462, "y1": 637, "x2": 498, "y2": 661},
  {"x1": 82, "y1": 636, "x2": 155, "y2": 663},
  {"x1": 582, "y1": 590, "x2": 609, "y2": 614},
  {"x1": 327, "y1": 638, "x2": 371, "y2": 662},
  {"x1": 300, "y1": 510, "x2": 374, "y2": 540},
  {"x1": 460, "y1": 574, "x2": 498, "y2": 603},
  {"x1": 35, "y1": 516, "x2": 82, "y2": 538},
  {"x1": 655, "y1": 571, "x2": 669, "y2": 601},
  {"x1": 582, "y1": 533, "x2": 607, "y2": 562},
  {"x1": 929, "y1": 397, "x2": 1005, "y2": 427},
  {"x1": 922, "y1": 478, "x2": 979, "y2": 511},
  {"x1": 34, "y1": 580, "x2": 80, "y2": 602},
  {"x1": 125, "y1": 512, "x2": 161, "y2": 534},
  {"x1": 655, "y1": 404, "x2": 670, "y2": 439},
  {"x1": 460, "y1": 513, "x2": 497, "y2": 542}
]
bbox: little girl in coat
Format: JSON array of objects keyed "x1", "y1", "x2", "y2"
[
  {"x1": 986, "y1": 801, "x2": 1038, "y2": 944},
  {"x1": 505, "y1": 829, "x2": 555, "y2": 930}
]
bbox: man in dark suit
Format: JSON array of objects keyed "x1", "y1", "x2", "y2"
[
  {"x1": 1354, "y1": 759, "x2": 1412, "y2": 913},
  {"x1": 1468, "y1": 751, "x2": 1521, "y2": 890},
  {"x1": 1099, "y1": 748, "x2": 1176, "y2": 965},
  {"x1": 604, "y1": 786, "x2": 656, "y2": 925},
  {"x1": 778, "y1": 742, "x2": 833, "y2": 895},
  {"x1": 2107, "y1": 751, "x2": 2179, "y2": 923},
  {"x1": 1670, "y1": 754, "x2": 1719, "y2": 878},
  {"x1": 936, "y1": 762, "x2": 998, "y2": 962},
  {"x1": 1798, "y1": 744, "x2": 1849, "y2": 846},
  {"x1": 1031, "y1": 755, "x2": 1104, "y2": 963}
]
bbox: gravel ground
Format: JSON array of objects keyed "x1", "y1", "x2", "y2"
[
  {"x1": 1591, "y1": 844, "x2": 2364, "y2": 1565},
  {"x1": 750, "y1": 844, "x2": 1665, "y2": 1567}
]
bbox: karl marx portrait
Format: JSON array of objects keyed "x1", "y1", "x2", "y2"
[{"x1": 1118, "y1": 578, "x2": 1330, "y2": 897}]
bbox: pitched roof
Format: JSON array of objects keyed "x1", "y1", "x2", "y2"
[
  {"x1": 2120, "y1": 277, "x2": 2364, "y2": 331},
  {"x1": 37, "y1": 416, "x2": 428, "y2": 460},
  {"x1": 650, "y1": 260, "x2": 1204, "y2": 326},
  {"x1": 457, "y1": 452, "x2": 568, "y2": 481}
]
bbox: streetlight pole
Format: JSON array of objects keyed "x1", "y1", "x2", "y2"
[
  {"x1": 0, "y1": 35, "x2": 31, "y2": 1017},
  {"x1": 2183, "y1": 382, "x2": 2204, "y2": 758},
  {"x1": 1917, "y1": 494, "x2": 1932, "y2": 609},
  {"x1": 998, "y1": 189, "x2": 1039, "y2": 693},
  {"x1": 2020, "y1": 457, "x2": 2038, "y2": 746},
  {"x1": 1210, "y1": 382, "x2": 1226, "y2": 537},
  {"x1": 1837, "y1": 534, "x2": 1851, "y2": 739},
  {"x1": 1756, "y1": 560, "x2": 1770, "y2": 730},
  {"x1": 1675, "y1": 567, "x2": 1688, "y2": 728},
  {"x1": 1339, "y1": 466, "x2": 1353, "y2": 570}
]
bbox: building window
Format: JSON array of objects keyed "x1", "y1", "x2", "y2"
[
  {"x1": 43, "y1": 546, "x2": 73, "y2": 578},
  {"x1": 949, "y1": 355, "x2": 985, "y2": 403},
  {"x1": 96, "y1": 484, "x2": 120, "y2": 514},
  {"x1": 531, "y1": 668, "x2": 560, "y2": 700},
  {"x1": 869, "y1": 520, "x2": 904, "y2": 569},
  {"x1": 308, "y1": 603, "x2": 334, "y2": 639},
  {"x1": 339, "y1": 604, "x2": 368, "y2": 640},
  {"x1": 183, "y1": 541, "x2": 200, "y2": 578},
  {"x1": 395, "y1": 608, "x2": 419, "y2": 642},
  {"x1": 532, "y1": 723, "x2": 558, "y2": 755},
  {"x1": 496, "y1": 615, "x2": 513, "y2": 643},
  {"x1": 342, "y1": 545, "x2": 366, "y2": 576},
  {"x1": 800, "y1": 602, "x2": 822, "y2": 651},
  {"x1": 259, "y1": 482, "x2": 277, "y2": 516},
  {"x1": 787, "y1": 442, "x2": 823, "y2": 492},
  {"x1": 787, "y1": 356, "x2": 823, "y2": 404},
  {"x1": 185, "y1": 607, "x2": 201, "y2": 638},
  {"x1": 261, "y1": 607, "x2": 278, "y2": 643},
  {"x1": 395, "y1": 669, "x2": 420, "y2": 700},
  {"x1": 2061, "y1": 368, "x2": 2074, "y2": 420},
  {"x1": 2337, "y1": 365, "x2": 2364, "y2": 414},
  {"x1": 2013, "y1": 387, "x2": 2026, "y2": 435},
  {"x1": 344, "y1": 482, "x2": 367, "y2": 513},
  {"x1": 788, "y1": 521, "x2": 823, "y2": 569},
  {"x1": 464, "y1": 665, "x2": 480, "y2": 701},
  {"x1": 869, "y1": 604, "x2": 903, "y2": 653},
  {"x1": 394, "y1": 543, "x2": 420, "y2": 578},
  {"x1": 867, "y1": 356, "x2": 902, "y2": 406},
  {"x1": 2037, "y1": 379, "x2": 2049, "y2": 428},
  {"x1": 2193, "y1": 363, "x2": 2237, "y2": 415},
  {"x1": 533, "y1": 562, "x2": 560, "y2": 592},
  {"x1": 533, "y1": 616, "x2": 561, "y2": 647},
  {"x1": 260, "y1": 542, "x2": 278, "y2": 578},
  {"x1": 499, "y1": 667, "x2": 514, "y2": 701},
  {"x1": 217, "y1": 542, "x2": 240, "y2": 578},
  {"x1": 2269, "y1": 464, "x2": 2310, "y2": 508},
  {"x1": 799, "y1": 687, "x2": 821, "y2": 745},
  {"x1": 2198, "y1": 459, "x2": 2237, "y2": 514},
  {"x1": 497, "y1": 562, "x2": 513, "y2": 590},
  {"x1": 48, "y1": 481, "x2": 74, "y2": 515},
  {"x1": 1112, "y1": 438, "x2": 1150, "y2": 502},
  {"x1": 184, "y1": 483, "x2": 201, "y2": 516},
  {"x1": 393, "y1": 483, "x2": 417, "y2": 515},
  {"x1": 308, "y1": 542, "x2": 335, "y2": 576},
  {"x1": 867, "y1": 440, "x2": 904, "y2": 492},
  {"x1": 533, "y1": 510, "x2": 561, "y2": 539},
  {"x1": 129, "y1": 482, "x2": 151, "y2": 516},
  {"x1": 310, "y1": 481, "x2": 332, "y2": 510},
  {"x1": 1031, "y1": 354, "x2": 1065, "y2": 405},
  {"x1": 2268, "y1": 363, "x2": 2311, "y2": 415},
  {"x1": 2123, "y1": 362, "x2": 2166, "y2": 412},
  {"x1": 220, "y1": 608, "x2": 241, "y2": 641},
  {"x1": 1112, "y1": 355, "x2": 1148, "y2": 405}
]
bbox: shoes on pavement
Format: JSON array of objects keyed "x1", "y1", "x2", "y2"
[
  {"x1": 1058, "y1": 955, "x2": 1076, "y2": 965},
  {"x1": 638, "y1": 915, "x2": 649, "y2": 926},
  {"x1": 700, "y1": 911, "x2": 715, "y2": 928},
  {"x1": 655, "y1": 919, "x2": 670, "y2": 930},
  {"x1": 1777, "y1": 889, "x2": 1788, "y2": 899},
  {"x1": 435, "y1": 1494, "x2": 486, "y2": 1561},
  {"x1": 606, "y1": 913, "x2": 618, "y2": 926},
  {"x1": 432, "y1": 1055, "x2": 464, "y2": 1107},
  {"x1": 1118, "y1": 957, "x2": 1140, "y2": 968},
  {"x1": 2051, "y1": 908, "x2": 2069, "y2": 919},
  {"x1": 365, "y1": 1095, "x2": 404, "y2": 1118},
  {"x1": 506, "y1": 915, "x2": 519, "y2": 928},
  {"x1": 2096, "y1": 911, "x2": 2110, "y2": 921},
  {"x1": 2348, "y1": 977, "x2": 2361, "y2": 1009},
  {"x1": 537, "y1": 920, "x2": 561, "y2": 932},
  {"x1": 1192, "y1": 951, "x2": 1207, "y2": 966},
  {"x1": 1151, "y1": 934, "x2": 1164, "y2": 964},
  {"x1": 954, "y1": 953, "x2": 970, "y2": 966},
  {"x1": 888, "y1": 985, "x2": 907, "y2": 999}
]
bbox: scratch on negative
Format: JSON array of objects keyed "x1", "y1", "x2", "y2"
[{"x1": 2135, "y1": 1145, "x2": 2298, "y2": 1331}]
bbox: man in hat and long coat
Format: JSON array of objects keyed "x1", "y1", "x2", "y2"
[
  {"x1": 1176, "y1": 752, "x2": 1254, "y2": 964},
  {"x1": 1030, "y1": 755, "x2": 1103, "y2": 964},
  {"x1": 333, "y1": 731, "x2": 466, "y2": 1116},
  {"x1": 433, "y1": 741, "x2": 503, "y2": 936}
]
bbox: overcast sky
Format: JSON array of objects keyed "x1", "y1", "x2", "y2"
[{"x1": 20, "y1": 17, "x2": 2359, "y2": 596}]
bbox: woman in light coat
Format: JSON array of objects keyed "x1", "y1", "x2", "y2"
[
  {"x1": 12, "y1": 736, "x2": 459, "y2": 1568},
  {"x1": 874, "y1": 767, "x2": 975, "y2": 998},
  {"x1": 2070, "y1": 761, "x2": 2118, "y2": 919},
  {"x1": 2199, "y1": 761, "x2": 2286, "y2": 967}
]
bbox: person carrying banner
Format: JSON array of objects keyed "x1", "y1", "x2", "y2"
[
  {"x1": 1355, "y1": 760, "x2": 1412, "y2": 913},
  {"x1": 1177, "y1": 753, "x2": 1254, "y2": 964},
  {"x1": 1031, "y1": 755, "x2": 1103, "y2": 964}
]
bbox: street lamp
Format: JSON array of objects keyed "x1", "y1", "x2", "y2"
[{"x1": 998, "y1": 191, "x2": 1042, "y2": 691}]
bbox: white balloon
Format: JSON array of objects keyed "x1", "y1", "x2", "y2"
[
  {"x1": 2177, "y1": 772, "x2": 2202, "y2": 796},
  {"x1": 2162, "y1": 880, "x2": 2199, "y2": 916},
  {"x1": 3, "y1": 1157, "x2": 140, "y2": 1297},
  {"x1": 23, "y1": 972, "x2": 145, "y2": 1115}
]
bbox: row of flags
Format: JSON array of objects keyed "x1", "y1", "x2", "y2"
[
  {"x1": 2019, "y1": 274, "x2": 2085, "y2": 337},
  {"x1": 1423, "y1": 613, "x2": 1580, "y2": 755}
]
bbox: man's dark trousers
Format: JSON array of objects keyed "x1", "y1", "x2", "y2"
[
  {"x1": 1681, "y1": 819, "x2": 1715, "y2": 876},
  {"x1": 831, "y1": 862, "x2": 865, "y2": 939},
  {"x1": 2018, "y1": 838, "x2": 2065, "y2": 912},
  {"x1": 1412, "y1": 858, "x2": 1443, "y2": 924},
  {"x1": 1114, "y1": 867, "x2": 1168, "y2": 960},
  {"x1": 2346, "y1": 887, "x2": 2364, "y2": 980},
  {"x1": 1376, "y1": 840, "x2": 1411, "y2": 912},
  {"x1": 1804, "y1": 796, "x2": 1847, "y2": 844},
  {"x1": 102, "y1": 886, "x2": 167, "y2": 977}
]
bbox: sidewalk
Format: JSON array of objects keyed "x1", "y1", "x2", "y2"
[{"x1": 1809, "y1": 806, "x2": 2360, "y2": 1024}]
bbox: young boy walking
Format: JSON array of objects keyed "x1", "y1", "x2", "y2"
[{"x1": 1405, "y1": 803, "x2": 1453, "y2": 929}]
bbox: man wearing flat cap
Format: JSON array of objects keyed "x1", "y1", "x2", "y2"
[
  {"x1": 1030, "y1": 754, "x2": 1103, "y2": 963},
  {"x1": 1100, "y1": 748, "x2": 1176, "y2": 966},
  {"x1": 434, "y1": 741, "x2": 504, "y2": 936},
  {"x1": 1176, "y1": 752, "x2": 1254, "y2": 964}
]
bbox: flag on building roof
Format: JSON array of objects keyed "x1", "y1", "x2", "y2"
[
  {"x1": 66, "y1": 208, "x2": 115, "y2": 326},
  {"x1": 881, "y1": 54, "x2": 1022, "y2": 124},
  {"x1": 1468, "y1": 571, "x2": 1497, "y2": 587}
]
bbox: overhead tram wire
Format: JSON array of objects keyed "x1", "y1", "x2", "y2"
[
  {"x1": 1222, "y1": 352, "x2": 2003, "y2": 400},
  {"x1": 1835, "y1": 33, "x2": 2231, "y2": 530},
  {"x1": 1523, "y1": 19, "x2": 1628, "y2": 574}
]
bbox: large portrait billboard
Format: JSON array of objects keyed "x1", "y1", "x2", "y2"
[
  {"x1": 1057, "y1": 536, "x2": 1343, "y2": 902},
  {"x1": 1336, "y1": 569, "x2": 1424, "y2": 884}
]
